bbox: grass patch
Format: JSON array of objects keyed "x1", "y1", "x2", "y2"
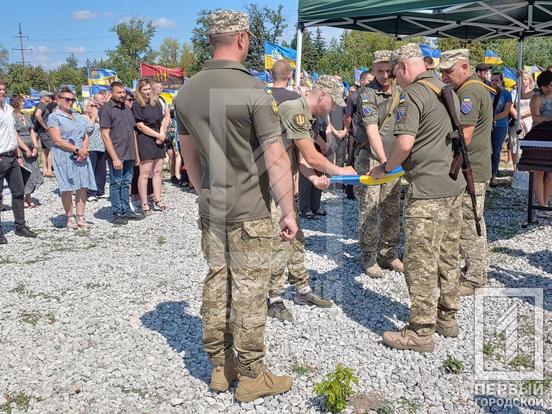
[
  {"x1": 116, "y1": 385, "x2": 148, "y2": 399},
  {"x1": 483, "y1": 342, "x2": 495, "y2": 357},
  {"x1": 442, "y1": 355, "x2": 464, "y2": 374},
  {"x1": 24, "y1": 255, "x2": 51, "y2": 265},
  {"x1": 509, "y1": 353, "x2": 533, "y2": 369},
  {"x1": 291, "y1": 363, "x2": 316, "y2": 376},
  {"x1": 523, "y1": 377, "x2": 552, "y2": 396},
  {"x1": 74, "y1": 229, "x2": 90, "y2": 237},
  {"x1": 19, "y1": 312, "x2": 40, "y2": 326},
  {"x1": 398, "y1": 398, "x2": 419, "y2": 413},
  {"x1": 9, "y1": 284, "x2": 26, "y2": 295},
  {"x1": 157, "y1": 236, "x2": 167, "y2": 245},
  {"x1": 0, "y1": 257, "x2": 17, "y2": 265},
  {"x1": 85, "y1": 282, "x2": 104, "y2": 289},
  {"x1": 376, "y1": 401, "x2": 393, "y2": 414},
  {"x1": 0, "y1": 392, "x2": 31, "y2": 413}
]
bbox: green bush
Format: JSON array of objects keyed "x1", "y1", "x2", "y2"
[{"x1": 314, "y1": 364, "x2": 359, "y2": 413}]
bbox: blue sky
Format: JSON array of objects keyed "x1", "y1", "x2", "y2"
[{"x1": 2, "y1": 0, "x2": 342, "y2": 69}]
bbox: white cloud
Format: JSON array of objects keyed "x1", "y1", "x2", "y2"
[
  {"x1": 72, "y1": 10, "x2": 97, "y2": 20},
  {"x1": 34, "y1": 46, "x2": 49, "y2": 54},
  {"x1": 152, "y1": 17, "x2": 177, "y2": 29},
  {"x1": 66, "y1": 46, "x2": 87, "y2": 54}
]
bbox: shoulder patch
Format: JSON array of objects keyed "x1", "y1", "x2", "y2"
[
  {"x1": 362, "y1": 106, "x2": 373, "y2": 116},
  {"x1": 294, "y1": 113, "x2": 306, "y2": 128},
  {"x1": 264, "y1": 86, "x2": 272, "y2": 95},
  {"x1": 460, "y1": 97, "x2": 473, "y2": 114},
  {"x1": 396, "y1": 105, "x2": 406, "y2": 123},
  {"x1": 399, "y1": 94, "x2": 406, "y2": 105}
]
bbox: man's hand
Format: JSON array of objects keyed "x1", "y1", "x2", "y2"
[
  {"x1": 311, "y1": 175, "x2": 330, "y2": 190},
  {"x1": 279, "y1": 212, "x2": 298, "y2": 241},
  {"x1": 24, "y1": 148, "x2": 32, "y2": 158},
  {"x1": 369, "y1": 163, "x2": 386, "y2": 179},
  {"x1": 135, "y1": 157, "x2": 140, "y2": 167},
  {"x1": 335, "y1": 129, "x2": 347, "y2": 139},
  {"x1": 341, "y1": 165, "x2": 357, "y2": 175},
  {"x1": 31, "y1": 148, "x2": 38, "y2": 157},
  {"x1": 112, "y1": 157, "x2": 123, "y2": 170},
  {"x1": 17, "y1": 157, "x2": 24, "y2": 167}
]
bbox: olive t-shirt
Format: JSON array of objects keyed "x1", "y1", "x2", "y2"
[
  {"x1": 457, "y1": 75, "x2": 493, "y2": 182},
  {"x1": 393, "y1": 71, "x2": 466, "y2": 199},
  {"x1": 174, "y1": 59, "x2": 281, "y2": 223},
  {"x1": 278, "y1": 96, "x2": 314, "y2": 173}
]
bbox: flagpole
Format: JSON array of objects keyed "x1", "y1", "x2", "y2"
[{"x1": 295, "y1": 24, "x2": 303, "y2": 87}]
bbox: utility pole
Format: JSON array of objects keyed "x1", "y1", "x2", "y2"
[{"x1": 13, "y1": 22, "x2": 32, "y2": 66}]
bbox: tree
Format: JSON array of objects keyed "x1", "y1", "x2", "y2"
[
  {"x1": 190, "y1": 10, "x2": 213, "y2": 74},
  {"x1": 436, "y1": 39, "x2": 485, "y2": 66},
  {"x1": 245, "y1": 3, "x2": 287, "y2": 69},
  {"x1": 313, "y1": 27, "x2": 327, "y2": 63},
  {"x1": 49, "y1": 55, "x2": 87, "y2": 93},
  {"x1": 157, "y1": 38, "x2": 181, "y2": 67},
  {"x1": 0, "y1": 44, "x2": 9, "y2": 76},
  {"x1": 5, "y1": 64, "x2": 49, "y2": 94},
  {"x1": 106, "y1": 18, "x2": 156, "y2": 85},
  {"x1": 180, "y1": 42, "x2": 197, "y2": 77}
]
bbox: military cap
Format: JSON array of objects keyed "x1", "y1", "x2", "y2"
[
  {"x1": 439, "y1": 49, "x2": 470, "y2": 70},
  {"x1": 313, "y1": 75, "x2": 346, "y2": 107},
  {"x1": 373, "y1": 50, "x2": 392, "y2": 64},
  {"x1": 208, "y1": 10, "x2": 256, "y2": 38},
  {"x1": 389, "y1": 43, "x2": 422, "y2": 70}
]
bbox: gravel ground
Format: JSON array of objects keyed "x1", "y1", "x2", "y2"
[{"x1": 0, "y1": 176, "x2": 550, "y2": 414}]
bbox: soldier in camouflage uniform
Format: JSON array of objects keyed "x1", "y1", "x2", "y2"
[
  {"x1": 268, "y1": 74, "x2": 356, "y2": 321},
  {"x1": 440, "y1": 49, "x2": 493, "y2": 296},
  {"x1": 174, "y1": 10, "x2": 296, "y2": 402},
  {"x1": 370, "y1": 44, "x2": 466, "y2": 352},
  {"x1": 356, "y1": 50, "x2": 404, "y2": 278}
]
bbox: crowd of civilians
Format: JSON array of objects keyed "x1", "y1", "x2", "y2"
[{"x1": 1, "y1": 60, "x2": 551, "y2": 244}]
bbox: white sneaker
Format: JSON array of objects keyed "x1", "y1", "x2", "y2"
[
  {"x1": 87, "y1": 196, "x2": 97, "y2": 202},
  {"x1": 98, "y1": 193, "x2": 109, "y2": 199}
]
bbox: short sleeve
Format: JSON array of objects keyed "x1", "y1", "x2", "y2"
[
  {"x1": 280, "y1": 108, "x2": 312, "y2": 141},
  {"x1": 249, "y1": 86, "x2": 281, "y2": 142},
  {"x1": 360, "y1": 89, "x2": 379, "y2": 125},
  {"x1": 505, "y1": 90, "x2": 513, "y2": 103},
  {"x1": 47, "y1": 112, "x2": 61, "y2": 130},
  {"x1": 344, "y1": 91, "x2": 357, "y2": 116},
  {"x1": 132, "y1": 102, "x2": 145, "y2": 123},
  {"x1": 394, "y1": 90, "x2": 421, "y2": 137},
  {"x1": 458, "y1": 86, "x2": 482, "y2": 126},
  {"x1": 175, "y1": 110, "x2": 189, "y2": 135},
  {"x1": 99, "y1": 106, "x2": 112, "y2": 129}
]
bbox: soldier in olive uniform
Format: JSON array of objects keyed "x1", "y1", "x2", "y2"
[
  {"x1": 356, "y1": 50, "x2": 404, "y2": 278},
  {"x1": 370, "y1": 43, "x2": 465, "y2": 352},
  {"x1": 175, "y1": 10, "x2": 297, "y2": 402},
  {"x1": 440, "y1": 49, "x2": 494, "y2": 296},
  {"x1": 268, "y1": 75, "x2": 357, "y2": 321}
]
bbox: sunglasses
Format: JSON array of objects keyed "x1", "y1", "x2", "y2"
[
  {"x1": 61, "y1": 97, "x2": 77, "y2": 103},
  {"x1": 126, "y1": 97, "x2": 134, "y2": 101}
]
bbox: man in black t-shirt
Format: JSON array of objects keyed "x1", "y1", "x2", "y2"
[{"x1": 33, "y1": 91, "x2": 54, "y2": 176}]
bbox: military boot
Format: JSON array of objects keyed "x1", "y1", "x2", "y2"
[
  {"x1": 294, "y1": 291, "x2": 333, "y2": 308},
  {"x1": 268, "y1": 300, "x2": 294, "y2": 322},
  {"x1": 0, "y1": 226, "x2": 7, "y2": 245},
  {"x1": 235, "y1": 368, "x2": 293, "y2": 402},
  {"x1": 382, "y1": 327, "x2": 435, "y2": 353},
  {"x1": 364, "y1": 263, "x2": 384, "y2": 278},
  {"x1": 210, "y1": 352, "x2": 238, "y2": 392},
  {"x1": 435, "y1": 318, "x2": 459, "y2": 338},
  {"x1": 380, "y1": 258, "x2": 404, "y2": 273},
  {"x1": 460, "y1": 284, "x2": 475, "y2": 296}
]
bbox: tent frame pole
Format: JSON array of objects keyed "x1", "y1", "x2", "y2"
[
  {"x1": 295, "y1": 25, "x2": 304, "y2": 87},
  {"x1": 514, "y1": 38, "x2": 523, "y2": 164}
]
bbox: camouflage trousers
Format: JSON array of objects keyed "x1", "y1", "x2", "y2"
[
  {"x1": 403, "y1": 190, "x2": 462, "y2": 336},
  {"x1": 268, "y1": 201, "x2": 309, "y2": 297},
  {"x1": 460, "y1": 182, "x2": 489, "y2": 288},
  {"x1": 354, "y1": 149, "x2": 401, "y2": 267},
  {"x1": 199, "y1": 217, "x2": 275, "y2": 377}
]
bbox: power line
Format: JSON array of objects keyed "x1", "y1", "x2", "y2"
[{"x1": 12, "y1": 22, "x2": 32, "y2": 65}]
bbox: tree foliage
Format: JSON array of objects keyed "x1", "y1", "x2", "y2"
[
  {"x1": 4, "y1": 64, "x2": 49, "y2": 94},
  {"x1": 106, "y1": 18, "x2": 157, "y2": 85},
  {"x1": 245, "y1": 3, "x2": 287, "y2": 69},
  {"x1": 49, "y1": 55, "x2": 87, "y2": 94}
]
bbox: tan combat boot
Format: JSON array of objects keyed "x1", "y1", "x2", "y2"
[
  {"x1": 382, "y1": 328, "x2": 435, "y2": 353},
  {"x1": 210, "y1": 353, "x2": 238, "y2": 392},
  {"x1": 460, "y1": 284, "x2": 475, "y2": 296},
  {"x1": 235, "y1": 368, "x2": 293, "y2": 402},
  {"x1": 386, "y1": 258, "x2": 404, "y2": 273},
  {"x1": 435, "y1": 318, "x2": 459, "y2": 338},
  {"x1": 364, "y1": 263, "x2": 384, "y2": 278}
]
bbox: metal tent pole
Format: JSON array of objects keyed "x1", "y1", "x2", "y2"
[
  {"x1": 295, "y1": 26, "x2": 303, "y2": 87},
  {"x1": 514, "y1": 39, "x2": 523, "y2": 165}
]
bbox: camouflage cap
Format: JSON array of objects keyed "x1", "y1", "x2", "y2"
[
  {"x1": 439, "y1": 48, "x2": 470, "y2": 70},
  {"x1": 373, "y1": 50, "x2": 392, "y2": 64},
  {"x1": 314, "y1": 75, "x2": 346, "y2": 107},
  {"x1": 208, "y1": 10, "x2": 256, "y2": 38},
  {"x1": 389, "y1": 43, "x2": 422, "y2": 71}
]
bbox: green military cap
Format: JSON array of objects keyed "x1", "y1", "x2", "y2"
[
  {"x1": 439, "y1": 49, "x2": 470, "y2": 70},
  {"x1": 208, "y1": 10, "x2": 256, "y2": 38},
  {"x1": 389, "y1": 43, "x2": 422, "y2": 70},
  {"x1": 373, "y1": 50, "x2": 392, "y2": 64},
  {"x1": 313, "y1": 75, "x2": 346, "y2": 107}
]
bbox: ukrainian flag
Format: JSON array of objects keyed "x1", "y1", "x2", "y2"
[
  {"x1": 88, "y1": 68, "x2": 117, "y2": 87},
  {"x1": 502, "y1": 67, "x2": 517, "y2": 91},
  {"x1": 420, "y1": 44, "x2": 441, "y2": 67},
  {"x1": 264, "y1": 42, "x2": 297, "y2": 70},
  {"x1": 484, "y1": 50, "x2": 503, "y2": 65}
]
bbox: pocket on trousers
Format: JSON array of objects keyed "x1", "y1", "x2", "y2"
[{"x1": 242, "y1": 219, "x2": 274, "y2": 239}]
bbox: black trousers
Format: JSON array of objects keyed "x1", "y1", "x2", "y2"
[
  {"x1": 0, "y1": 154, "x2": 26, "y2": 231},
  {"x1": 88, "y1": 151, "x2": 107, "y2": 197}
]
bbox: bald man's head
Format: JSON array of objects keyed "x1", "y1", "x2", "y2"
[{"x1": 272, "y1": 59, "x2": 293, "y2": 82}]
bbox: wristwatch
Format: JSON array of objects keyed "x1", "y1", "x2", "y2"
[
  {"x1": 381, "y1": 161, "x2": 392, "y2": 174},
  {"x1": 74, "y1": 148, "x2": 80, "y2": 155}
]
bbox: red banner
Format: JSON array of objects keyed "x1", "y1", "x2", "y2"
[{"x1": 139, "y1": 63, "x2": 185, "y2": 89}]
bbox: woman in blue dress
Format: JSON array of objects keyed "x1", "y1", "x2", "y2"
[
  {"x1": 47, "y1": 86, "x2": 96, "y2": 229},
  {"x1": 490, "y1": 72, "x2": 513, "y2": 186}
]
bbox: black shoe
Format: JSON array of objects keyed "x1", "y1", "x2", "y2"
[
  {"x1": 113, "y1": 216, "x2": 129, "y2": 226},
  {"x1": 126, "y1": 211, "x2": 145, "y2": 221},
  {"x1": 170, "y1": 176, "x2": 180, "y2": 185},
  {"x1": 14, "y1": 226, "x2": 37, "y2": 238},
  {"x1": 0, "y1": 231, "x2": 7, "y2": 244},
  {"x1": 267, "y1": 300, "x2": 294, "y2": 322}
]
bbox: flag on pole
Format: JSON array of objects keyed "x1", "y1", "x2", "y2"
[
  {"x1": 484, "y1": 50, "x2": 503, "y2": 65},
  {"x1": 139, "y1": 63, "x2": 185, "y2": 89},
  {"x1": 354, "y1": 67, "x2": 369, "y2": 83},
  {"x1": 420, "y1": 44, "x2": 441, "y2": 67},
  {"x1": 264, "y1": 41, "x2": 297, "y2": 70}
]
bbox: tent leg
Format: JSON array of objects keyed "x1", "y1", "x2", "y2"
[
  {"x1": 295, "y1": 26, "x2": 303, "y2": 87},
  {"x1": 514, "y1": 39, "x2": 523, "y2": 164}
]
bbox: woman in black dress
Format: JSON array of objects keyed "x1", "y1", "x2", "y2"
[{"x1": 132, "y1": 79, "x2": 167, "y2": 214}]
